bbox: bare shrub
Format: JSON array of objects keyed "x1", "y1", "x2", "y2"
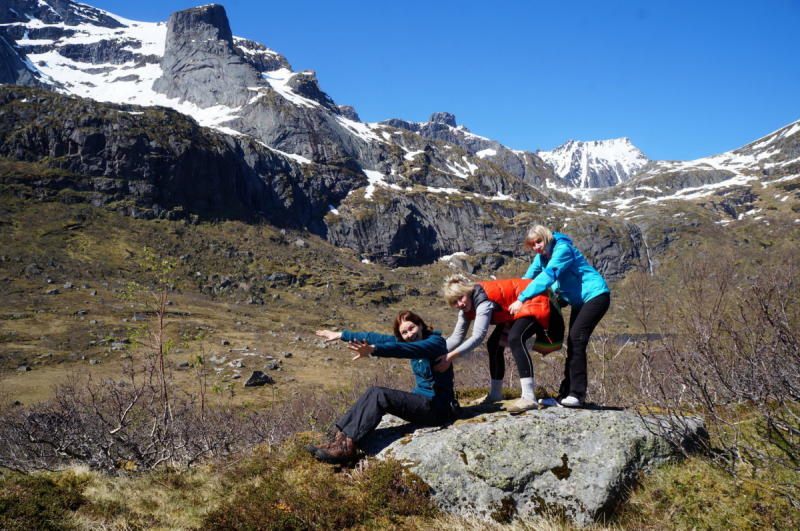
[
  {"x1": 632, "y1": 251, "x2": 800, "y2": 504},
  {"x1": 0, "y1": 247, "x2": 417, "y2": 472}
]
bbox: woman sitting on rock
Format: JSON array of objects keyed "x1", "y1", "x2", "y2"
[
  {"x1": 509, "y1": 225, "x2": 610, "y2": 408},
  {"x1": 306, "y1": 310, "x2": 457, "y2": 464},
  {"x1": 435, "y1": 276, "x2": 564, "y2": 414}
]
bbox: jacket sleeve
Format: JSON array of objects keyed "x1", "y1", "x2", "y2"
[
  {"x1": 340, "y1": 330, "x2": 398, "y2": 344},
  {"x1": 446, "y1": 312, "x2": 469, "y2": 351},
  {"x1": 518, "y1": 241, "x2": 576, "y2": 301},
  {"x1": 446, "y1": 300, "x2": 493, "y2": 355},
  {"x1": 522, "y1": 255, "x2": 544, "y2": 280},
  {"x1": 372, "y1": 335, "x2": 448, "y2": 361}
]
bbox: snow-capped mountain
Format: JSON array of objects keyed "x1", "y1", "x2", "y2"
[
  {"x1": 0, "y1": 0, "x2": 797, "y2": 278},
  {"x1": 536, "y1": 138, "x2": 650, "y2": 188}
]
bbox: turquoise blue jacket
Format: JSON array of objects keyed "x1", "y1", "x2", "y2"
[
  {"x1": 518, "y1": 232, "x2": 610, "y2": 308},
  {"x1": 340, "y1": 330, "x2": 453, "y2": 403}
]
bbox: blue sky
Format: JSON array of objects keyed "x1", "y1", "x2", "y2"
[{"x1": 91, "y1": 0, "x2": 800, "y2": 161}]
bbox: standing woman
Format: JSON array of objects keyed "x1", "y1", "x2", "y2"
[
  {"x1": 306, "y1": 310, "x2": 457, "y2": 464},
  {"x1": 435, "y1": 276, "x2": 563, "y2": 413},
  {"x1": 509, "y1": 225, "x2": 610, "y2": 407}
]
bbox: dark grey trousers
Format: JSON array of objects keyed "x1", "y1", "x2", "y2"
[{"x1": 336, "y1": 386, "x2": 449, "y2": 445}]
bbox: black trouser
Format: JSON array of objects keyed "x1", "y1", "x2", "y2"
[
  {"x1": 485, "y1": 316, "x2": 544, "y2": 380},
  {"x1": 559, "y1": 293, "x2": 611, "y2": 401},
  {"x1": 336, "y1": 386, "x2": 450, "y2": 445}
]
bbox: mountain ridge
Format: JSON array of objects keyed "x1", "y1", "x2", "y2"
[{"x1": 0, "y1": 0, "x2": 798, "y2": 276}]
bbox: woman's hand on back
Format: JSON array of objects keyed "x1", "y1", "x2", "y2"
[
  {"x1": 433, "y1": 351, "x2": 459, "y2": 372},
  {"x1": 433, "y1": 354, "x2": 451, "y2": 372},
  {"x1": 508, "y1": 300, "x2": 523, "y2": 316}
]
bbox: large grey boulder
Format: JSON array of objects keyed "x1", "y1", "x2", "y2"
[{"x1": 362, "y1": 405, "x2": 705, "y2": 527}]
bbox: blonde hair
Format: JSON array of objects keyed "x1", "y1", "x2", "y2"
[
  {"x1": 442, "y1": 275, "x2": 476, "y2": 307},
  {"x1": 524, "y1": 224, "x2": 554, "y2": 251}
]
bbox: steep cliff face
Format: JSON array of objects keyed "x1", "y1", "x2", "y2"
[
  {"x1": 152, "y1": 5, "x2": 264, "y2": 109},
  {"x1": 0, "y1": 33, "x2": 44, "y2": 86},
  {"x1": 0, "y1": 86, "x2": 362, "y2": 231}
]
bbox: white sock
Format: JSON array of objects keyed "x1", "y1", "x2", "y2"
[
  {"x1": 520, "y1": 377, "x2": 536, "y2": 401},
  {"x1": 489, "y1": 379, "x2": 504, "y2": 400}
]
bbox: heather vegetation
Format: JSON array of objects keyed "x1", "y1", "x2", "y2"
[{"x1": 1, "y1": 188, "x2": 799, "y2": 528}]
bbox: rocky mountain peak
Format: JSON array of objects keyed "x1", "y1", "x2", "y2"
[
  {"x1": 286, "y1": 70, "x2": 336, "y2": 110},
  {"x1": 152, "y1": 3, "x2": 263, "y2": 109},
  {"x1": 167, "y1": 4, "x2": 234, "y2": 48},
  {"x1": 429, "y1": 112, "x2": 457, "y2": 127}
]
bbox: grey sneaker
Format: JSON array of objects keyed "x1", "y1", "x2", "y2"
[
  {"x1": 538, "y1": 397, "x2": 560, "y2": 408},
  {"x1": 560, "y1": 396, "x2": 583, "y2": 407},
  {"x1": 467, "y1": 394, "x2": 500, "y2": 406},
  {"x1": 506, "y1": 397, "x2": 540, "y2": 413}
]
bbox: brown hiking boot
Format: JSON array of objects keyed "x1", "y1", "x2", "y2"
[{"x1": 305, "y1": 432, "x2": 359, "y2": 464}]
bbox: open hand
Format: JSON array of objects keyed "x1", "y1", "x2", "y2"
[
  {"x1": 316, "y1": 330, "x2": 341, "y2": 342},
  {"x1": 508, "y1": 300, "x2": 523, "y2": 316},
  {"x1": 347, "y1": 339, "x2": 375, "y2": 360}
]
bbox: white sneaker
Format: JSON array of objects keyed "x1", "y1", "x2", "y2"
[
  {"x1": 538, "y1": 397, "x2": 559, "y2": 408},
  {"x1": 560, "y1": 396, "x2": 583, "y2": 407}
]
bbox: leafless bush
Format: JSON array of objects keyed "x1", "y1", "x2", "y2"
[
  {"x1": 631, "y1": 252, "x2": 800, "y2": 504},
  {"x1": 0, "y1": 248, "x2": 416, "y2": 473},
  {"x1": 0, "y1": 356, "x2": 410, "y2": 472}
]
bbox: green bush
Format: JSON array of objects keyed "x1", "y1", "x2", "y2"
[
  {"x1": 0, "y1": 472, "x2": 86, "y2": 531},
  {"x1": 200, "y1": 445, "x2": 437, "y2": 530}
]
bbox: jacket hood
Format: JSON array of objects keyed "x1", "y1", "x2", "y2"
[
  {"x1": 553, "y1": 232, "x2": 573, "y2": 245},
  {"x1": 548, "y1": 232, "x2": 573, "y2": 253}
]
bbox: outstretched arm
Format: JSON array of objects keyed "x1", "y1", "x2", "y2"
[
  {"x1": 434, "y1": 302, "x2": 493, "y2": 372},
  {"x1": 347, "y1": 339, "x2": 376, "y2": 361},
  {"x1": 316, "y1": 330, "x2": 342, "y2": 342}
]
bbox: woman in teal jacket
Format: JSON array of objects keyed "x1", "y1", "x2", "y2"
[
  {"x1": 509, "y1": 225, "x2": 610, "y2": 407},
  {"x1": 306, "y1": 310, "x2": 457, "y2": 464}
]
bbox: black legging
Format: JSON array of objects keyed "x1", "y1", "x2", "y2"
[
  {"x1": 485, "y1": 316, "x2": 544, "y2": 380},
  {"x1": 559, "y1": 293, "x2": 611, "y2": 401}
]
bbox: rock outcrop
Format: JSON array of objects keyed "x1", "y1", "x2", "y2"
[
  {"x1": 381, "y1": 113, "x2": 559, "y2": 188},
  {"x1": 363, "y1": 405, "x2": 706, "y2": 527},
  {"x1": 152, "y1": 4, "x2": 265, "y2": 109},
  {"x1": 0, "y1": 85, "x2": 362, "y2": 231}
]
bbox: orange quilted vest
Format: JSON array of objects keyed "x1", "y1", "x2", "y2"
[{"x1": 465, "y1": 278, "x2": 551, "y2": 328}]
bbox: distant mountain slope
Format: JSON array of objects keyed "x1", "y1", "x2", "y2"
[
  {"x1": 536, "y1": 138, "x2": 650, "y2": 188},
  {"x1": 597, "y1": 119, "x2": 800, "y2": 207},
  {"x1": 380, "y1": 112, "x2": 562, "y2": 188}
]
